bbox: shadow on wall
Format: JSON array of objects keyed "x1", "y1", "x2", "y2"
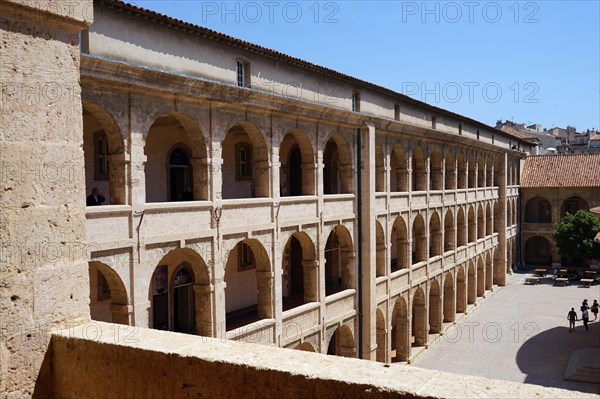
[{"x1": 516, "y1": 324, "x2": 599, "y2": 394}]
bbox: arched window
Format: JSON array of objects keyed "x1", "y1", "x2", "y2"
[
  {"x1": 235, "y1": 142, "x2": 253, "y2": 180},
  {"x1": 169, "y1": 148, "x2": 193, "y2": 201},
  {"x1": 539, "y1": 200, "x2": 552, "y2": 223}
]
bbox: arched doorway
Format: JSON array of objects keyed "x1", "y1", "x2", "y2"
[
  {"x1": 412, "y1": 214, "x2": 426, "y2": 264},
  {"x1": 391, "y1": 216, "x2": 409, "y2": 272},
  {"x1": 89, "y1": 261, "x2": 129, "y2": 325},
  {"x1": 412, "y1": 147, "x2": 426, "y2": 191},
  {"x1": 444, "y1": 210, "x2": 455, "y2": 252},
  {"x1": 456, "y1": 266, "x2": 467, "y2": 313},
  {"x1": 429, "y1": 280, "x2": 442, "y2": 334},
  {"x1": 390, "y1": 144, "x2": 408, "y2": 192},
  {"x1": 391, "y1": 296, "x2": 409, "y2": 362},
  {"x1": 327, "y1": 325, "x2": 355, "y2": 357},
  {"x1": 429, "y1": 212, "x2": 442, "y2": 257},
  {"x1": 324, "y1": 226, "x2": 355, "y2": 296},
  {"x1": 412, "y1": 288, "x2": 427, "y2": 347},
  {"x1": 443, "y1": 272, "x2": 455, "y2": 323},
  {"x1": 376, "y1": 309, "x2": 386, "y2": 362},
  {"x1": 172, "y1": 267, "x2": 195, "y2": 333},
  {"x1": 467, "y1": 262, "x2": 476, "y2": 305},
  {"x1": 323, "y1": 135, "x2": 352, "y2": 195},
  {"x1": 524, "y1": 236, "x2": 551, "y2": 266},
  {"x1": 282, "y1": 232, "x2": 318, "y2": 311},
  {"x1": 279, "y1": 130, "x2": 315, "y2": 196},
  {"x1": 476, "y1": 258, "x2": 485, "y2": 297}
]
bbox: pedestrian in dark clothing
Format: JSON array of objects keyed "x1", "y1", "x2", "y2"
[
  {"x1": 568, "y1": 308, "x2": 578, "y2": 332},
  {"x1": 582, "y1": 307, "x2": 590, "y2": 332},
  {"x1": 591, "y1": 300, "x2": 599, "y2": 321}
]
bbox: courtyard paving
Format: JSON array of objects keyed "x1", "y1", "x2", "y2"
[{"x1": 409, "y1": 271, "x2": 600, "y2": 395}]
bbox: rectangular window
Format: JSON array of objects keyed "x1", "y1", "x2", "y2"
[
  {"x1": 431, "y1": 116, "x2": 437, "y2": 129},
  {"x1": 458, "y1": 124, "x2": 463, "y2": 135},
  {"x1": 352, "y1": 91, "x2": 360, "y2": 112},
  {"x1": 94, "y1": 131, "x2": 109, "y2": 181},
  {"x1": 394, "y1": 104, "x2": 400, "y2": 121},
  {"x1": 236, "y1": 61, "x2": 245, "y2": 87},
  {"x1": 238, "y1": 242, "x2": 256, "y2": 271},
  {"x1": 236, "y1": 142, "x2": 252, "y2": 180},
  {"x1": 477, "y1": 129, "x2": 480, "y2": 140}
]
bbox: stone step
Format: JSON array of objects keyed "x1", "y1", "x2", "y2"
[{"x1": 564, "y1": 348, "x2": 600, "y2": 384}]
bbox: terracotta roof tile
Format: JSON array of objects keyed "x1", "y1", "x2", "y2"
[
  {"x1": 521, "y1": 154, "x2": 600, "y2": 187},
  {"x1": 499, "y1": 126, "x2": 537, "y2": 142}
]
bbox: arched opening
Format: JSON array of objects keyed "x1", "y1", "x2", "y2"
[
  {"x1": 444, "y1": 210, "x2": 455, "y2": 252},
  {"x1": 457, "y1": 207, "x2": 467, "y2": 247},
  {"x1": 507, "y1": 201, "x2": 513, "y2": 227},
  {"x1": 524, "y1": 236, "x2": 551, "y2": 266},
  {"x1": 324, "y1": 226, "x2": 355, "y2": 296},
  {"x1": 279, "y1": 130, "x2": 315, "y2": 196},
  {"x1": 443, "y1": 272, "x2": 455, "y2": 323},
  {"x1": 282, "y1": 233, "x2": 318, "y2": 311},
  {"x1": 493, "y1": 160, "x2": 501, "y2": 187},
  {"x1": 375, "y1": 221, "x2": 386, "y2": 277},
  {"x1": 83, "y1": 102, "x2": 126, "y2": 205},
  {"x1": 477, "y1": 205, "x2": 485, "y2": 239},
  {"x1": 412, "y1": 214, "x2": 426, "y2": 265},
  {"x1": 486, "y1": 162, "x2": 494, "y2": 187},
  {"x1": 429, "y1": 280, "x2": 442, "y2": 334},
  {"x1": 327, "y1": 325, "x2": 355, "y2": 357},
  {"x1": 456, "y1": 266, "x2": 467, "y2": 313},
  {"x1": 467, "y1": 262, "x2": 476, "y2": 305},
  {"x1": 145, "y1": 113, "x2": 208, "y2": 202},
  {"x1": 493, "y1": 202, "x2": 500, "y2": 234},
  {"x1": 294, "y1": 342, "x2": 316, "y2": 352},
  {"x1": 375, "y1": 141, "x2": 385, "y2": 192},
  {"x1": 430, "y1": 149, "x2": 443, "y2": 190},
  {"x1": 390, "y1": 144, "x2": 408, "y2": 192},
  {"x1": 222, "y1": 122, "x2": 269, "y2": 199},
  {"x1": 477, "y1": 158, "x2": 485, "y2": 188},
  {"x1": 444, "y1": 152, "x2": 456, "y2": 190},
  {"x1": 391, "y1": 217, "x2": 409, "y2": 272},
  {"x1": 150, "y1": 248, "x2": 212, "y2": 336},
  {"x1": 89, "y1": 261, "x2": 129, "y2": 325},
  {"x1": 391, "y1": 296, "x2": 409, "y2": 362},
  {"x1": 468, "y1": 155, "x2": 476, "y2": 189},
  {"x1": 376, "y1": 309, "x2": 386, "y2": 362},
  {"x1": 476, "y1": 258, "x2": 485, "y2": 297},
  {"x1": 457, "y1": 154, "x2": 466, "y2": 189},
  {"x1": 323, "y1": 135, "x2": 353, "y2": 195},
  {"x1": 412, "y1": 147, "x2": 427, "y2": 191},
  {"x1": 429, "y1": 212, "x2": 442, "y2": 257},
  {"x1": 525, "y1": 196, "x2": 552, "y2": 223},
  {"x1": 561, "y1": 196, "x2": 589, "y2": 217},
  {"x1": 485, "y1": 253, "x2": 493, "y2": 291},
  {"x1": 225, "y1": 239, "x2": 272, "y2": 331},
  {"x1": 412, "y1": 288, "x2": 427, "y2": 347},
  {"x1": 468, "y1": 206, "x2": 476, "y2": 242}
]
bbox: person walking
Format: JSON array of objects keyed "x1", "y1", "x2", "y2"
[
  {"x1": 568, "y1": 307, "x2": 578, "y2": 332},
  {"x1": 591, "y1": 300, "x2": 599, "y2": 322},
  {"x1": 581, "y1": 307, "x2": 590, "y2": 332}
]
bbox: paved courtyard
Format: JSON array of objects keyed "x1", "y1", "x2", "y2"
[{"x1": 410, "y1": 271, "x2": 600, "y2": 395}]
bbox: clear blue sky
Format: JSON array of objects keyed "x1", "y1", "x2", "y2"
[{"x1": 133, "y1": 1, "x2": 599, "y2": 131}]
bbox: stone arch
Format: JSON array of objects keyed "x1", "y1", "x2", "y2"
[
  {"x1": 476, "y1": 257, "x2": 485, "y2": 297},
  {"x1": 443, "y1": 272, "x2": 455, "y2": 323},
  {"x1": 324, "y1": 225, "x2": 355, "y2": 295},
  {"x1": 222, "y1": 121, "x2": 269, "y2": 199},
  {"x1": 467, "y1": 261, "x2": 476, "y2": 305},
  {"x1": 468, "y1": 205, "x2": 476, "y2": 242},
  {"x1": 468, "y1": 154, "x2": 476, "y2": 189},
  {"x1": 412, "y1": 146, "x2": 427, "y2": 191},
  {"x1": 294, "y1": 342, "x2": 316, "y2": 352},
  {"x1": 444, "y1": 209, "x2": 455, "y2": 252},
  {"x1": 525, "y1": 196, "x2": 552, "y2": 223},
  {"x1": 444, "y1": 151, "x2": 456, "y2": 190},
  {"x1": 282, "y1": 232, "x2": 318, "y2": 311},
  {"x1": 429, "y1": 211, "x2": 442, "y2": 257},
  {"x1": 376, "y1": 308, "x2": 386, "y2": 362},
  {"x1": 391, "y1": 216, "x2": 409, "y2": 272},
  {"x1": 89, "y1": 261, "x2": 129, "y2": 325},
  {"x1": 390, "y1": 144, "x2": 408, "y2": 192},
  {"x1": 456, "y1": 266, "x2": 467, "y2": 313},
  {"x1": 412, "y1": 214, "x2": 427, "y2": 264},
  {"x1": 145, "y1": 112, "x2": 209, "y2": 202},
  {"x1": 477, "y1": 204, "x2": 485, "y2": 239},
  {"x1": 391, "y1": 296, "x2": 409, "y2": 362},
  {"x1": 375, "y1": 221, "x2": 386, "y2": 277},
  {"x1": 327, "y1": 324, "x2": 355, "y2": 357},
  {"x1": 561, "y1": 196, "x2": 589, "y2": 217},
  {"x1": 457, "y1": 153, "x2": 467, "y2": 189},
  {"x1": 486, "y1": 203, "x2": 493, "y2": 236},
  {"x1": 82, "y1": 101, "x2": 126, "y2": 205},
  {"x1": 412, "y1": 288, "x2": 427, "y2": 347},
  {"x1": 430, "y1": 149, "x2": 443, "y2": 190},
  {"x1": 323, "y1": 134, "x2": 353, "y2": 194},
  {"x1": 149, "y1": 248, "x2": 212, "y2": 336},
  {"x1": 524, "y1": 236, "x2": 552, "y2": 266},
  {"x1": 279, "y1": 129, "x2": 316, "y2": 196},
  {"x1": 457, "y1": 207, "x2": 467, "y2": 247},
  {"x1": 375, "y1": 140, "x2": 385, "y2": 192},
  {"x1": 224, "y1": 238, "x2": 272, "y2": 331},
  {"x1": 485, "y1": 252, "x2": 493, "y2": 291},
  {"x1": 429, "y1": 280, "x2": 442, "y2": 334}
]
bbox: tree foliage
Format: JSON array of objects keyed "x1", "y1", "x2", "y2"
[{"x1": 553, "y1": 210, "x2": 600, "y2": 262}]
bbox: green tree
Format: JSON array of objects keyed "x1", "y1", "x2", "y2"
[{"x1": 553, "y1": 210, "x2": 600, "y2": 264}]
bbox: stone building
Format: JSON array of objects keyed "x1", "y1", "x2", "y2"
[
  {"x1": 1, "y1": 0, "x2": 537, "y2": 396},
  {"x1": 520, "y1": 154, "x2": 600, "y2": 267}
]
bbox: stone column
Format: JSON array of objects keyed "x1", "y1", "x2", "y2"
[
  {"x1": 190, "y1": 157, "x2": 209, "y2": 201},
  {"x1": 107, "y1": 153, "x2": 129, "y2": 205},
  {"x1": 359, "y1": 125, "x2": 377, "y2": 360},
  {"x1": 0, "y1": 1, "x2": 93, "y2": 396},
  {"x1": 253, "y1": 160, "x2": 270, "y2": 198},
  {"x1": 302, "y1": 163, "x2": 317, "y2": 195},
  {"x1": 339, "y1": 164, "x2": 354, "y2": 194},
  {"x1": 193, "y1": 283, "x2": 214, "y2": 336},
  {"x1": 303, "y1": 260, "x2": 319, "y2": 303}
]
